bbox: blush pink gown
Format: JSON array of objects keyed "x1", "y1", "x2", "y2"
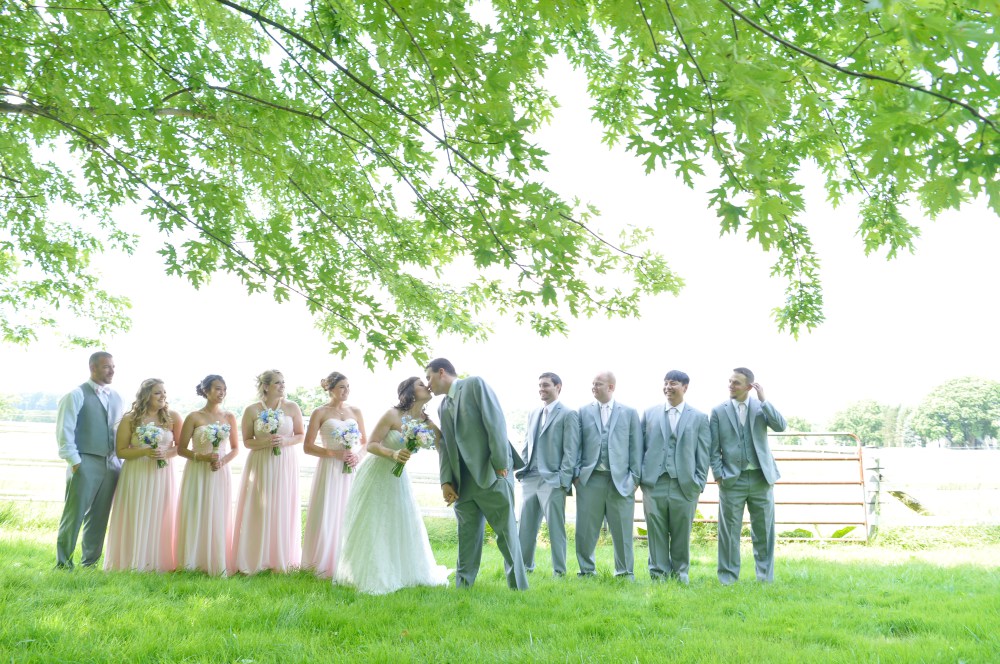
[
  {"x1": 104, "y1": 427, "x2": 177, "y2": 572},
  {"x1": 301, "y1": 418, "x2": 355, "y2": 577},
  {"x1": 232, "y1": 411, "x2": 300, "y2": 573},
  {"x1": 175, "y1": 424, "x2": 234, "y2": 575}
]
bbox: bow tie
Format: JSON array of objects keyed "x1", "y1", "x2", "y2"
[{"x1": 95, "y1": 386, "x2": 109, "y2": 395}]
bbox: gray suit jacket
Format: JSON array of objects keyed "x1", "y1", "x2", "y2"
[
  {"x1": 576, "y1": 402, "x2": 642, "y2": 496},
  {"x1": 640, "y1": 403, "x2": 711, "y2": 501},
  {"x1": 709, "y1": 397, "x2": 787, "y2": 486},
  {"x1": 438, "y1": 377, "x2": 524, "y2": 493},
  {"x1": 516, "y1": 401, "x2": 580, "y2": 491}
]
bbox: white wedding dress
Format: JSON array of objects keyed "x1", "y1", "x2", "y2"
[{"x1": 335, "y1": 429, "x2": 450, "y2": 594}]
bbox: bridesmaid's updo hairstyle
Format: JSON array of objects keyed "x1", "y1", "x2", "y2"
[
  {"x1": 255, "y1": 369, "x2": 284, "y2": 400},
  {"x1": 394, "y1": 377, "x2": 420, "y2": 412},
  {"x1": 127, "y1": 378, "x2": 172, "y2": 431},
  {"x1": 196, "y1": 374, "x2": 226, "y2": 398},
  {"x1": 320, "y1": 372, "x2": 347, "y2": 392}
]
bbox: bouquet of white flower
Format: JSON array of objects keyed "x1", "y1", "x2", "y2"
[
  {"x1": 256, "y1": 408, "x2": 284, "y2": 456},
  {"x1": 136, "y1": 423, "x2": 166, "y2": 468},
  {"x1": 393, "y1": 416, "x2": 436, "y2": 478},
  {"x1": 205, "y1": 422, "x2": 231, "y2": 452},
  {"x1": 339, "y1": 421, "x2": 362, "y2": 474}
]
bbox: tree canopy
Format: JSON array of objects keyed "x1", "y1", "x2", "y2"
[
  {"x1": 3, "y1": 0, "x2": 997, "y2": 364},
  {"x1": 828, "y1": 399, "x2": 907, "y2": 447},
  {"x1": 910, "y1": 376, "x2": 1000, "y2": 447}
]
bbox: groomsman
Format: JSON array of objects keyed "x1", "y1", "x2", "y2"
[
  {"x1": 640, "y1": 370, "x2": 710, "y2": 583},
  {"x1": 55, "y1": 351, "x2": 123, "y2": 568},
  {"x1": 575, "y1": 371, "x2": 642, "y2": 579},
  {"x1": 426, "y1": 358, "x2": 528, "y2": 590},
  {"x1": 516, "y1": 372, "x2": 579, "y2": 577},
  {"x1": 710, "y1": 367, "x2": 787, "y2": 584}
]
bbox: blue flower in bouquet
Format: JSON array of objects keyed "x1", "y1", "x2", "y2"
[
  {"x1": 256, "y1": 408, "x2": 284, "y2": 455},
  {"x1": 206, "y1": 422, "x2": 231, "y2": 451},
  {"x1": 339, "y1": 421, "x2": 361, "y2": 474},
  {"x1": 136, "y1": 423, "x2": 167, "y2": 468},
  {"x1": 393, "y1": 415, "x2": 437, "y2": 477}
]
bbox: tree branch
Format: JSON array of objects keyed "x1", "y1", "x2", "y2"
[{"x1": 715, "y1": 0, "x2": 998, "y2": 134}]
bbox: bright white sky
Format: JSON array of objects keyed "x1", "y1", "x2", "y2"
[{"x1": 3, "y1": 57, "x2": 998, "y2": 429}]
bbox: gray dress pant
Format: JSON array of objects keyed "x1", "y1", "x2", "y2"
[
  {"x1": 574, "y1": 471, "x2": 635, "y2": 578},
  {"x1": 56, "y1": 453, "x2": 120, "y2": 567},
  {"x1": 643, "y1": 474, "x2": 697, "y2": 582},
  {"x1": 717, "y1": 468, "x2": 775, "y2": 584},
  {"x1": 518, "y1": 474, "x2": 568, "y2": 575},
  {"x1": 454, "y1": 464, "x2": 528, "y2": 590}
]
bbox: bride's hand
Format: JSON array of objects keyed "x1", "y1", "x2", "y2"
[
  {"x1": 270, "y1": 434, "x2": 283, "y2": 449},
  {"x1": 393, "y1": 448, "x2": 412, "y2": 464},
  {"x1": 343, "y1": 450, "x2": 358, "y2": 468}
]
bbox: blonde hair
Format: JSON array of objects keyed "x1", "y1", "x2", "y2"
[
  {"x1": 126, "y1": 378, "x2": 171, "y2": 433},
  {"x1": 256, "y1": 369, "x2": 284, "y2": 400}
]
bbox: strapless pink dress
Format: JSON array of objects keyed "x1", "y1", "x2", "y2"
[
  {"x1": 175, "y1": 423, "x2": 234, "y2": 575},
  {"x1": 232, "y1": 414, "x2": 300, "y2": 573},
  {"x1": 302, "y1": 418, "x2": 355, "y2": 577},
  {"x1": 104, "y1": 427, "x2": 177, "y2": 572}
]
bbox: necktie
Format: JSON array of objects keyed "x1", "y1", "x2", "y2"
[
  {"x1": 540, "y1": 406, "x2": 548, "y2": 430},
  {"x1": 600, "y1": 404, "x2": 610, "y2": 427},
  {"x1": 668, "y1": 407, "x2": 678, "y2": 433},
  {"x1": 738, "y1": 402, "x2": 747, "y2": 427}
]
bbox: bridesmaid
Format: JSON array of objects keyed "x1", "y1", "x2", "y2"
[
  {"x1": 104, "y1": 379, "x2": 181, "y2": 572},
  {"x1": 301, "y1": 371, "x2": 366, "y2": 578},
  {"x1": 232, "y1": 369, "x2": 304, "y2": 573},
  {"x1": 175, "y1": 374, "x2": 240, "y2": 575}
]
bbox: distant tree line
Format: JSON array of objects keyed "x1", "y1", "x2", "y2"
[{"x1": 786, "y1": 377, "x2": 1000, "y2": 448}]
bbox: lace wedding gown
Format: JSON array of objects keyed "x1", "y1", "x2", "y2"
[
  {"x1": 302, "y1": 418, "x2": 355, "y2": 578},
  {"x1": 335, "y1": 429, "x2": 449, "y2": 594},
  {"x1": 175, "y1": 423, "x2": 234, "y2": 575}
]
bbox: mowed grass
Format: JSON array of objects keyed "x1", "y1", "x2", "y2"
[{"x1": 1, "y1": 502, "x2": 998, "y2": 663}]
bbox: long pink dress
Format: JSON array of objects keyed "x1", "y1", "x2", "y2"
[
  {"x1": 175, "y1": 424, "x2": 234, "y2": 575},
  {"x1": 104, "y1": 427, "x2": 177, "y2": 572},
  {"x1": 301, "y1": 418, "x2": 355, "y2": 577},
  {"x1": 232, "y1": 411, "x2": 300, "y2": 573}
]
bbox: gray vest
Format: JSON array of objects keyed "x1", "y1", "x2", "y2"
[
  {"x1": 75, "y1": 383, "x2": 117, "y2": 457},
  {"x1": 596, "y1": 422, "x2": 611, "y2": 471},
  {"x1": 737, "y1": 407, "x2": 760, "y2": 470},
  {"x1": 661, "y1": 417, "x2": 678, "y2": 479}
]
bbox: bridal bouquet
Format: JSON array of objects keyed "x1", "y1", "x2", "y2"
[
  {"x1": 257, "y1": 408, "x2": 284, "y2": 456},
  {"x1": 392, "y1": 416, "x2": 436, "y2": 478},
  {"x1": 339, "y1": 421, "x2": 362, "y2": 474},
  {"x1": 136, "y1": 423, "x2": 166, "y2": 468},
  {"x1": 205, "y1": 422, "x2": 231, "y2": 453}
]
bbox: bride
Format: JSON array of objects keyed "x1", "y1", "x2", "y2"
[{"x1": 335, "y1": 377, "x2": 450, "y2": 594}]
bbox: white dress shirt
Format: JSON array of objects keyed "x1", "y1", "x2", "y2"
[
  {"x1": 667, "y1": 401, "x2": 685, "y2": 433},
  {"x1": 56, "y1": 380, "x2": 112, "y2": 468},
  {"x1": 599, "y1": 400, "x2": 615, "y2": 428}
]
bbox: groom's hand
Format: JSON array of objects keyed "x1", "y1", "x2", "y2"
[
  {"x1": 442, "y1": 483, "x2": 459, "y2": 505},
  {"x1": 495, "y1": 469, "x2": 508, "y2": 478}
]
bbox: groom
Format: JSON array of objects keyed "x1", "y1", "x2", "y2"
[
  {"x1": 55, "y1": 351, "x2": 123, "y2": 568},
  {"x1": 426, "y1": 358, "x2": 528, "y2": 590}
]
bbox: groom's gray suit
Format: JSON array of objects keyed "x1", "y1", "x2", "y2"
[
  {"x1": 516, "y1": 400, "x2": 579, "y2": 576},
  {"x1": 640, "y1": 402, "x2": 710, "y2": 582},
  {"x1": 438, "y1": 376, "x2": 528, "y2": 589},
  {"x1": 575, "y1": 401, "x2": 642, "y2": 577},
  {"x1": 55, "y1": 381, "x2": 123, "y2": 567},
  {"x1": 710, "y1": 397, "x2": 786, "y2": 583}
]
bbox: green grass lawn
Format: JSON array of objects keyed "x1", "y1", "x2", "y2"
[{"x1": 1, "y1": 502, "x2": 998, "y2": 662}]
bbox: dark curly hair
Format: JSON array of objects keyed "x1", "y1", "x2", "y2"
[
  {"x1": 394, "y1": 377, "x2": 421, "y2": 412},
  {"x1": 196, "y1": 375, "x2": 226, "y2": 398}
]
